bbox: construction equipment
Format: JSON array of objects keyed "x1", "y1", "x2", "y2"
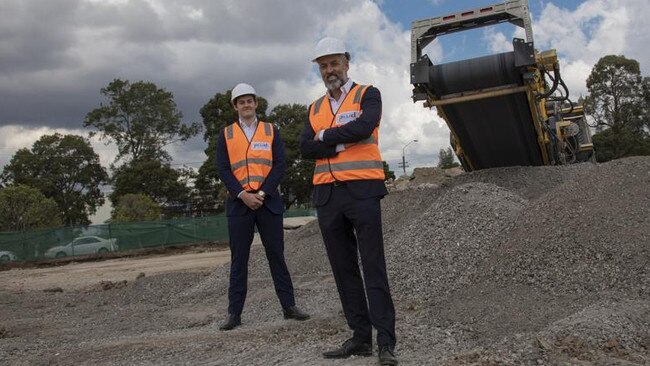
[{"x1": 410, "y1": 0, "x2": 594, "y2": 171}]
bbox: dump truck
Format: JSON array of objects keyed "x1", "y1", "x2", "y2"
[{"x1": 410, "y1": 0, "x2": 594, "y2": 171}]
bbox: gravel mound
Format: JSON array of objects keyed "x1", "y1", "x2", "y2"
[{"x1": 387, "y1": 182, "x2": 528, "y2": 303}]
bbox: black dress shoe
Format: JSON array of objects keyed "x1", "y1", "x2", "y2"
[
  {"x1": 378, "y1": 345, "x2": 398, "y2": 365},
  {"x1": 322, "y1": 338, "x2": 373, "y2": 359},
  {"x1": 219, "y1": 314, "x2": 241, "y2": 331},
  {"x1": 282, "y1": 305, "x2": 310, "y2": 321}
]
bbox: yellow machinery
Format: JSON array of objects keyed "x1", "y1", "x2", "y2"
[{"x1": 410, "y1": 0, "x2": 594, "y2": 171}]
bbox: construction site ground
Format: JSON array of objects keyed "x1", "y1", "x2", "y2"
[{"x1": 0, "y1": 157, "x2": 648, "y2": 365}]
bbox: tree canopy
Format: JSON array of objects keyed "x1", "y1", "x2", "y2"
[
  {"x1": 0, "y1": 185, "x2": 62, "y2": 232},
  {"x1": 639, "y1": 75, "x2": 650, "y2": 146},
  {"x1": 271, "y1": 104, "x2": 314, "y2": 208},
  {"x1": 584, "y1": 55, "x2": 650, "y2": 161},
  {"x1": 584, "y1": 55, "x2": 645, "y2": 132},
  {"x1": 383, "y1": 161, "x2": 396, "y2": 181},
  {"x1": 110, "y1": 159, "x2": 192, "y2": 210},
  {"x1": 591, "y1": 128, "x2": 650, "y2": 162},
  {"x1": 84, "y1": 78, "x2": 201, "y2": 164},
  {"x1": 0, "y1": 133, "x2": 108, "y2": 226},
  {"x1": 112, "y1": 193, "x2": 161, "y2": 223},
  {"x1": 437, "y1": 147, "x2": 461, "y2": 169}
]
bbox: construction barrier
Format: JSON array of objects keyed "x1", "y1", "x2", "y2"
[{"x1": 0, "y1": 209, "x2": 316, "y2": 263}]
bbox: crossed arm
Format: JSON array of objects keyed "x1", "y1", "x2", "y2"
[{"x1": 299, "y1": 86, "x2": 382, "y2": 159}]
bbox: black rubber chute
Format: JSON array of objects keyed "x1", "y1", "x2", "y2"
[{"x1": 429, "y1": 52, "x2": 544, "y2": 170}]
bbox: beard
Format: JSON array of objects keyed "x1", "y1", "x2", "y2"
[{"x1": 324, "y1": 73, "x2": 345, "y2": 92}]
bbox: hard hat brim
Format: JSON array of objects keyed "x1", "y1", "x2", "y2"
[
  {"x1": 312, "y1": 52, "x2": 351, "y2": 63},
  {"x1": 231, "y1": 83, "x2": 257, "y2": 102}
]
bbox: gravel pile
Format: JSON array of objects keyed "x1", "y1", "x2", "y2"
[{"x1": 1, "y1": 157, "x2": 648, "y2": 365}]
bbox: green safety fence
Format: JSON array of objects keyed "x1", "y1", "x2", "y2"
[
  {"x1": 283, "y1": 208, "x2": 317, "y2": 217},
  {"x1": 0, "y1": 209, "x2": 316, "y2": 263}
]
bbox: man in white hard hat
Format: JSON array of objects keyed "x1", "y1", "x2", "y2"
[
  {"x1": 216, "y1": 83, "x2": 310, "y2": 331},
  {"x1": 299, "y1": 37, "x2": 398, "y2": 365}
]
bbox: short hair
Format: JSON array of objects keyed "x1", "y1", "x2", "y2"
[{"x1": 232, "y1": 94, "x2": 257, "y2": 106}]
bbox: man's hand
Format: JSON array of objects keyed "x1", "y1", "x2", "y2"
[{"x1": 240, "y1": 191, "x2": 264, "y2": 210}]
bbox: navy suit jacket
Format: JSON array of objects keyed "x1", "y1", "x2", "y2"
[
  {"x1": 299, "y1": 83, "x2": 388, "y2": 207},
  {"x1": 216, "y1": 122, "x2": 286, "y2": 216}
]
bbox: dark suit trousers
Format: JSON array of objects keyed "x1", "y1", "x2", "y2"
[
  {"x1": 227, "y1": 206, "x2": 295, "y2": 315},
  {"x1": 316, "y1": 184, "x2": 396, "y2": 347}
]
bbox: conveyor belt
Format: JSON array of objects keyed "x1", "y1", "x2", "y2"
[{"x1": 430, "y1": 52, "x2": 544, "y2": 169}]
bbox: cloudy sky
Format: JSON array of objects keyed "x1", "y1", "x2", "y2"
[{"x1": 1, "y1": 0, "x2": 649, "y2": 187}]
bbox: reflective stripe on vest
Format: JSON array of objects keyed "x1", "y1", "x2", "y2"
[
  {"x1": 309, "y1": 84, "x2": 385, "y2": 185},
  {"x1": 224, "y1": 121, "x2": 274, "y2": 191},
  {"x1": 313, "y1": 160, "x2": 385, "y2": 174}
]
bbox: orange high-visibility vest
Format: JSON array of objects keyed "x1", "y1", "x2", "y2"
[
  {"x1": 224, "y1": 121, "x2": 274, "y2": 191},
  {"x1": 309, "y1": 84, "x2": 385, "y2": 185}
]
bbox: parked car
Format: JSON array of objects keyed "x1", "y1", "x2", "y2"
[
  {"x1": 44, "y1": 236, "x2": 119, "y2": 259},
  {"x1": 0, "y1": 250, "x2": 18, "y2": 263}
]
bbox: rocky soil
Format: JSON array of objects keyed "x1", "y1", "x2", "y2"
[{"x1": 1, "y1": 157, "x2": 648, "y2": 365}]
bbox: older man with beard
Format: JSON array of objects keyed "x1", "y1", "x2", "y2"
[{"x1": 299, "y1": 37, "x2": 398, "y2": 366}]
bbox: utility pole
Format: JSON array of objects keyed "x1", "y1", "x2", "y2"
[{"x1": 401, "y1": 139, "x2": 418, "y2": 176}]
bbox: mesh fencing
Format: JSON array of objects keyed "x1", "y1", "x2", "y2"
[{"x1": 0, "y1": 209, "x2": 316, "y2": 262}]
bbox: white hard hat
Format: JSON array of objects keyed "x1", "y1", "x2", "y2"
[
  {"x1": 231, "y1": 83, "x2": 256, "y2": 103},
  {"x1": 312, "y1": 37, "x2": 350, "y2": 62}
]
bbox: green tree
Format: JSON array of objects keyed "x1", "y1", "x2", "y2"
[
  {"x1": 642, "y1": 76, "x2": 650, "y2": 133},
  {"x1": 1, "y1": 133, "x2": 108, "y2": 226},
  {"x1": 437, "y1": 147, "x2": 460, "y2": 169},
  {"x1": 383, "y1": 161, "x2": 395, "y2": 181},
  {"x1": 110, "y1": 159, "x2": 192, "y2": 210},
  {"x1": 282, "y1": 160, "x2": 314, "y2": 209},
  {"x1": 112, "y1": 193, "x2": 161, "y2": 222},
  {"x1": 195, "y1": 90, "x2": 269, "y2": 211},
  {"x1": 584, "y1": 55, "x2": 649, "y2": 161},
  {"x1": 271, "y1": 104, "x2": 314, "y2": 209},
  {"x1": 591, "y1": 128, "x2": 650, "y2": 162},
  {"x1": 0, "y1": 185, "x2": 62, "y2": 232},
  {"x1": 84, "y1": 78, "x2": 201, "y2": 163}
]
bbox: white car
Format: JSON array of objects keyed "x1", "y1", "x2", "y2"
[
  {"x1": 44, "y1": 236, "x2": 119, "y2": 259},
  {"x1": 0, "y1": 250, "x2": 18, "y2": 263}
]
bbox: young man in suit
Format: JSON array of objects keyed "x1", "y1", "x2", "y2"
[
  {"x1": 216, "y1": 83, "x2": 309, "y2": 330},
  {"x1": 299, "y1": 38, "x2": 398, "y2": 365}
]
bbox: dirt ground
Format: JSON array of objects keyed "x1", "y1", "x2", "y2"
[
  {"x1": 0, "y1": 159, "x2": 648, "y2": 366},
  {"x1": 0, "y1": 250, "x2": 230, "y2": 292}
]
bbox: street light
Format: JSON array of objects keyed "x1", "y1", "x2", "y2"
[{"x1": 401, "y1": 139, "x2": 418, "y2": 176}]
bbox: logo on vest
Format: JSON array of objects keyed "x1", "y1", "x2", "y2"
[
  {"x1": 335, "y1": 111, "x2": 360, "y2": 126},
  {"x1": 251, "y1": 141, "x2": 271, "y2": 151}
]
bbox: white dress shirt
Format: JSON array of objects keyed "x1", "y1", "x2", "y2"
[
  {"x1": 239, "y1": 118, "x2": 258, "y2": 142},
  {"x1": 328, "y1": 78, "x2": 354, "y2": 112},
  {"x1": 318, "y1": 78, "x2": 354, "y2": 152},
  {"x1": 236, "y1": 118, "x2": 258, "y2": 198}
]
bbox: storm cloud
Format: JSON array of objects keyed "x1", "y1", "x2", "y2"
[
  {"x1": 0, "y1": 0, "x2": 355, "y2": 128},
  {"x1": 1, "y1": 0, "x2": 649, "y2": 174}
]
